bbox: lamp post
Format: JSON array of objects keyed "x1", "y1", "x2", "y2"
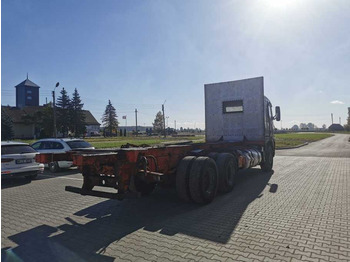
[
  {"x1": 52, "y1": 82, "x2": 59, "y2": 138},
  {"x1": 162, "y1": 100, "x2": 166, "y2": 138}
]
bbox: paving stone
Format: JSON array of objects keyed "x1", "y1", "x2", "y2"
[{"x1": 1, "y1": 134, "x2": 350, "y2": 261}]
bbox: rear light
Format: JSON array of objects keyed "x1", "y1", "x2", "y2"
[{"x1": 2, "y1": 158, "x2": 14, "y2": 163}]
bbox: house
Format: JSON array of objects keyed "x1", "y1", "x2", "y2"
[
  {"x1": 2, "y1": 105, "x2": 100, "y2": 139},
  {"x1": 2, "y1": 106, "x2": 42, "y2": 139},
  {"x1": 3, "y1": 76, "x2": 100, "y2": 139},
  {"x1": 84, "y1": 110, "x2": 101, "y2": 136},
  {"x1": 328, "y1": 124, "x2": 344, "y2": 131}
]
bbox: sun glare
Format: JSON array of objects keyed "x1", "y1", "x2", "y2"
[{"x1": 263, "y1": 0, "x2": 299, "y2": 12}]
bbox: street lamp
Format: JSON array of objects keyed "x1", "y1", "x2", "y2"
[
  {"x1": 52, "y1": 82, "x2": 59, "y2": 138},
  {"x1": 162, "y1": 100, "x2": 166, "y2": 138}
]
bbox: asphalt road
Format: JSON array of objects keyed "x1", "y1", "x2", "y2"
[
  {"x1": 276, "y1": 133, "x2": 350, "y2": 158},
  {"x1": 2, "y1": 134, "x2": 350, "y2": 262}
]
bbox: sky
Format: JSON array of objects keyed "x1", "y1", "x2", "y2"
[{"x1": 2, "y1": 0, "x2": 349, "y2": 129}]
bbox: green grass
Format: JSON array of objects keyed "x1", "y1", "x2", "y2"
[
  {"x1": 275, "y1": 133, "x2": 333, "y2": 148},
  {"x1": 88, "y1": 136, "x2": 205, "y2": 149},
  {"x1": 17, "y1": 133, "x2": 336, "y2": 150}
]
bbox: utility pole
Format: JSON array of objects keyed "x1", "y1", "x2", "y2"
[
  {"x1": 52, "y1": 82, "x2": 59, "y2": 138},
  {"x1": 162, "y1": 101, "x2": 166, "y2": 138},
  {"x1": 135, "y1": 108, "x2": 138, "y2": 136},
  {"x1": 174, "y1": 120, "x2": 176, "y2": 131}
]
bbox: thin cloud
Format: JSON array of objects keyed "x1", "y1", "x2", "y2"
[{"x1": 330, "y1": 100, "x2": 344, "y2": 104}]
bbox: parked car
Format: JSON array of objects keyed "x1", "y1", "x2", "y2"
[
  {"x1": 31, "y1": 138, "x2": 94, "y2": 173},
  {"x1": 89, "y1": 131, "x2": 101, "y2": 137},
  {"x1": 1, "y1": 141, "x2": 44, "y2": 179}
]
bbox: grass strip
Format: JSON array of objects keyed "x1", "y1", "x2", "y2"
[{"x1": 275, "y1": 133, "x2": 333, "y2": 149}]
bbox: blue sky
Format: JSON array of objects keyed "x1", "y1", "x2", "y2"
[{"x1": 2, "y1": 0, "x2": 349, "y2": 129}]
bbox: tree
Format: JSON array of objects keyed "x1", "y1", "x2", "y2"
[
  {"x1": 19, "y1": 104, "x2": 54, "y2": 138},
  {"x1": 153, "y1": 111, "x2": 164, "y2": 133},
  {"x1": 291, "y1": 124, "x2": 299, "y2": 130},
  {"x1": 322, "y1": 124, "x2": 327, "y2": 130},
  {"x1": 40, "y1": 105, "x2": 54, "y2": 138},
  {"x1": 345, "y1": 107, "x2": 350, "y2": 131},
  {"x1": 69, "y1": 88, "x2": 86, "y2": 137},
  {"x1": 56, "y1": 88, "x2": 70, "y2": 137},
  {"x1": 299, "y1": 123, "x2": 307, "y2": 129},
  {"x1": 1, "y1": 110, "x2": 14, "y2": 140},
  {"x1": 102, "y1": 100, "x2": 118, "y2": 136},
  {"x1": 307, "y1": 123, "x2": 316, "y2": 130},
  {"x1": 21, "y1": 110, "x2": 43, "y2": 138}
]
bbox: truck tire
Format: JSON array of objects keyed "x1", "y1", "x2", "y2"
[
  {"x1": 176, "y1": 156, "x2": 196, "y2": 202},
  {"x1": 189, "y1": 157, "x2": 218, "y2": 204},
  {"x1": 49, "y1": 161, "x2": 60, "y2": 173},
  {"x1": 216, "y1": 153, "x2": 237, "y2": 193},
  {"x1": 134, "y1": 176, "x2": 156, "y2": 196},
  {"x1": 208, "y1": 152, "x2": 218, "y2": 161},
  {"x1": 260, "y1": 145, "x2": 273, "y2": 172}
]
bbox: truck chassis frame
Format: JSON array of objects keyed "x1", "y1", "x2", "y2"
[{"x1": 36, "y1": 140, "x2": 269, "y2": 204}]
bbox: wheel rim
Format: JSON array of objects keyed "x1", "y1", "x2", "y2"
[{"x1": 49, "y1": 163, "x2": 56, "y2": 171}]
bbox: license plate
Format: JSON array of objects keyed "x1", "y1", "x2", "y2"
[{"x1": 16, "y1": 159, "x2": 32, "y2": 164}]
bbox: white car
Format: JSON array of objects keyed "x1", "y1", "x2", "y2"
[
  {"x1": 31, "y1": 138, "x2": 94, "y2": 173},
  {"x1": 1, "y1": 141, "x2": 44, "y2": 179}
]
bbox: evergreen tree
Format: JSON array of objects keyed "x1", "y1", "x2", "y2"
[
  {"x1": 153, "y1": 111, "x2": 164, "y2": 134},
  {"x1": 1, "y1": 110, "x2": 14, "y2": 140},
  {"x1": 56, "y1": 87, "x2": 71, "y2": 137},
  {"x1": 102, "y1": 100, "x2": 118, "y2": 136},
  {"x1": 69, "y1": 88, "x2": 86, "y2": 137}
]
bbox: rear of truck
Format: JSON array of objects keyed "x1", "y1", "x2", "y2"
[
  {"x1": 35, "y1": 76, "x2": 280, "y2": 204},
  {"x1": 204, "y1": 76, "x2": 279, "y2": 172}
]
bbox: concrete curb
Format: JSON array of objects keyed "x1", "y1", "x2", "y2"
[{"x1": 276, "y1": 142, "x2": 309, "y2": 150}]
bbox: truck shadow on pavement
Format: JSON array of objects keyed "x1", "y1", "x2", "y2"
[{"x1": 2, "y1": 168, "x2": 275, "y2": 262}]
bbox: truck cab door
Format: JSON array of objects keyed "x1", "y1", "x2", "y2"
[{"x1": 264, "y1": 101, "x2": 274, "y2": 138}]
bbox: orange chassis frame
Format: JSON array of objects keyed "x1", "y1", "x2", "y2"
[{"x1": 35, "y1": 141, "x2": 265, "y2": 200}]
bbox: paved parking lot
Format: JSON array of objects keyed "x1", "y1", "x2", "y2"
[{"x1": 2, "y1": 134, "x2": 350, "y2": 261}]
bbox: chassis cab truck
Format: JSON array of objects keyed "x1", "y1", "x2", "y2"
[{"x1": 36, "y1": 77, "x2": 280, "y2": 204}]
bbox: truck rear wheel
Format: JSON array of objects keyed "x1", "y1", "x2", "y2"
[
  {"x1": 260, "y1": 146, "x2": 273, "y2": 172},
  {"x1": 189, "y1": 157, "x2": 218, "y2": 204},
  {"x1": 176, "y1": 156, "x2": 196, "y2": 202},
  {"x1": 216, "y1": 153, "x2": 237, "y2": 193}
]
